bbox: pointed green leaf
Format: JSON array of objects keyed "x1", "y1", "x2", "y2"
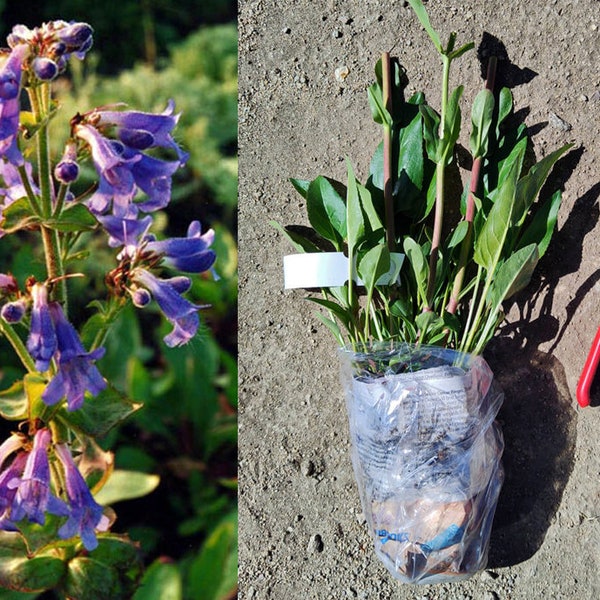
[
  {"x1": 45, "y1": 203, "x2": 97, "y2": 232},
  {"x1": 270, "y1": 221, "x2": 321, "y2": 253},
  {"x1": 407, "y1": 0, "x2": 442, "y2": 52},
  {"x1": 289, "y1": 178, "x2": 310, "y2": 198},
  {"x1": 517, "y1": 189, "x2": 562, "y2": 257},
  {"x1": 489, "y1": 243, "x2": 539, "y2": 306},
  {"x1": 474, "y1": 148, "x2": 523, "y2": 270},
  {"x1": 367, "y1": 82, "x2": 391, "y2": 126},
  {"x1": 94, "y1": 470, "x2": 160, "y2": 506},
  {"x1": 346, "y1": 159, "x2": 365, "y2": 257},
  {"x1": 496, "y1": 87, "x2": 513, "y2": 136},
  {"x1": 470, "y1": 89, "x2": 495, "y2": 158},
  {"x1": 513, "y1": 143, "x2": 572, "y2": 228},
  {"x1": 441, "y1": 86, "x2": 463, "y2": 163},
  {"x1": 57, "y1": 384, "x2": 142, "y2": 438},
  {"x1": 403, "y1": 237, "x2": 429, "y2": 305},
  {"x1": 420, "y1": 104, "x2": 441, "y2": 162},
  {"x1": 357, "y1": 246, "x2": 390, "y2": 299},
  {"x1": 314, "y1": 312, "x2": 344, "y2": 345},
  {"x1": 306, "y1": 176, "x2": 347, "y2": 248},
  {"x1": 0, "y1": 198, "x2": 41, "y2": 235}
]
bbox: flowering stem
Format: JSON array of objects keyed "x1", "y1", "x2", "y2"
[
  {"x1": 0, "y1": 320, "x2": 36, "y2": 373},
  {"x1": 17, "y1": 165, "x2": 42, "y2": 215},
  {"x1": 29, "y1": 84, "x2": 68, "y2": 308}
]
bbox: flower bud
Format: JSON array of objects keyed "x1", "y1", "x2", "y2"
[
  {"x1": 56, "y1": 22, "x2": 93, "y2": 49},
  {"x1": 32, "y1": 57, "x2": 58, "y2": 81},
  {"x1": 1, "y1": 299, "x2": 26, "y2": 323},
  {"x1": 54, "y1": 141, "x2": 79, "y2": 184},
  {"x1": 131, "y1": 288, "x2": 151, "y2": 308}
]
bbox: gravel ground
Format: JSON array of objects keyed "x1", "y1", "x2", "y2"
[{"x1": 238, "y1": 1, "x2": 600, "y2": 598}]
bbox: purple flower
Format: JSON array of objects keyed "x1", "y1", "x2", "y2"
[
  {"x1": 74, "y1": 101, "x2": 187, "y2": 217},
  {"x1": 0, "y1": 272, "x2": 18, "y2": 293},
  {"x1": 146, "y1": 220, "x2": 216, "y2": 274},
  {"x1": 42, "y1": 302, "x2": 106, "y2": 411},
  {"x1": 97, "y1": 214, "x2": 153, "y2": 249},
  {"x1": 31, "y1": 57, "x2": 58, "y2": 81},
  {"x1": 74, "y1": 124, "x2": 138, "y2": 217},
  {"x1": 26, "y1": 284, "x2": 57, "y2": 372},
  {"x1": 94, "y1": 100, "x2": 189, "y2": 164},
  {"x1": 131, "y1": 268, "x2": 201, "y2": 347},
  {"x1": 1, "y1": 298, "x2": 26, "y2": 323},
  {"x1": 0, "y1": 452, "x2": 27, "y2": 530},
  {"x1": 0, "y1": 44, "x2": 29, "y2": 165},
  {"x1": 8, "y1": 429, "x2": 69, "y2": 525},
  {"x1": 54, "y1": 443, "x2": 109, "y2": 551},
  {"x1": 8, "y1": 21, "x2": 93, "y2": 65}
]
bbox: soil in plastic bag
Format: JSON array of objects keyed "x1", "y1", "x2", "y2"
[{"x1": 338, "y1": 342, "x2": 504, "y2": 584}]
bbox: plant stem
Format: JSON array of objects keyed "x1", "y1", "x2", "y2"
[
  {"x1": 29, "y1": 85, "x2": 68, "y2": 308},
  {"x1": 447, "y1": 56, "x2": 498, "y2": 351},
  {"x1": 425, "y1": 54, "x2": 451, "y2": 310},
  {"x1": 382, "y1": 52, "x2": 395, "y2": 252}
]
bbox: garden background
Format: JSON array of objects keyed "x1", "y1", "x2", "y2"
[{"x1": 0, "y1": 0, "x2": 237, "y2": 598}]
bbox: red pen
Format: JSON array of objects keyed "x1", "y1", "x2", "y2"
[{"x1": 576, "y1": 325, "x2": 600, "y2": 408}]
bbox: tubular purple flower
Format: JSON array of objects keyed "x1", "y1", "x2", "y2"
[
  {"x1": 42, "y1": 302, "x2": 106, "y2": 411},
  {"x1": 0, "y1": 452, "x2": 27, "y2": 527},
  {"x1": 26, "y1": 284, "x2": 57, "y2": 372},
  {"x1": 0, "y1": 44, "x2": 29, "y2": 166},
  {"x1": 54, "y1": 443, "x2": 109, "y2": 551},
  {"x1": 74, "y1": 123, "x2": 139, "y2": 217},
  {"x1": 146, "y1": 220, "x2": 216, "y2": 274},
  {"x1": 132, "y1": 268, "x2": 201, "y2": 347},
  {"x1": 94, "y1": 100, "x2": 189, "y2": 164},
  {"x1": 8, "y1": 429, "x2": 69, "y2": 525}
]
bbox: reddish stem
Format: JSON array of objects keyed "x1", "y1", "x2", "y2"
[{"x1": 382, "y1": 52, "x2": 395, "y2": 252}]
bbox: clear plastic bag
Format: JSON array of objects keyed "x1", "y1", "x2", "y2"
[{"x1": 338, "y1": 342, "x2": 504, "y2": 584}]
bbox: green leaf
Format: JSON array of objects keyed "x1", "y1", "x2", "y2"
[
  {"x1": 473, "y1": 147, "x2": 523, "y2": 270},
  {"x1": 0, "y1": 379, "x2": 28, "y2": 420},
  {"x1": 132, "y1": 560, "x2": 182, "y2": 600},
  {"x1": 447, "y1": 220, "x2": 470, "y2": 248},
  {"x1": 512, "y1": 143, "x2": 572, "y2": 229},
  {"x1": 306, "y1": 297, "x2": 352, "y2": 330},
  {"x1": 0, "y1": 550, "x2": 65, "y2": 593},
  {"x1": 470, "y1": 89, "x2": 495, "y2": 158},
  {"x1": 0, "y1": 197, "x2": 41, "y2": 235},
  {"x1": 367, "y1": 82, "x2": 391, "y2": 126},
  {"x1": 448, "y1": 41, "x2": 475, "y2": 60},
  {"x1": 306, "y1": 176, "x2": 347, "y2": 249},
  {"x1": 314, "y1": 312, "x2": 344, "y2": 345},
  {"x1": 44, "y1": 203, "x2": 97, "y2": 232},
  {"x1": 441, "y1": 85, "x2": 463, "y2": 163},
  {"x1": 58, "y1": 384, "x2": 142, "y2": 438},
  {"x1": 94, "y1": 470, "x2": 160, "y2": 506},
  {"x1": 65, "y1": 557, "x2": 122, "y2": 600},
  {"x1": 358, "y1": 181, "x2": 383, "y2": 234},
  {"x1": 357, "y1": 246, "x2": 390, "y2": 297},
  {"x1": 420, "y1": 104, "x2": 441, "y2": 162},
  {"x1": 346, "y1": 160, "x2": 365, "y2": 257},
  {"x1": 496, "y1": 87, "x2": 513, "y2": 136},
  {"x1": 270, "y1": 221, "x2": 321, "y2": 253},
  {"x1": 187, "y1": 512, "x2": 237, "y2": 600},
  {"x1": 407, "y1": 0, "x2": 442, "y2": 52},
  {"x1": 403, "y1": 237, "x2": 429, "y2": 306},
  {"x1": 517, "y1": 189, "x2": 562, "y2": 257},
  {"x1": 23, "y1": 373, "x2": 48, "y2": 421},
  {"x1": 88, "y1": 534, "x2": 142, "y2": 572},
  {"x1": 490, "y1": 243, "x2": 539, "y2": 305},
  {"x1": 289, "y1": 177, "x2": 310, "y2": 199}
]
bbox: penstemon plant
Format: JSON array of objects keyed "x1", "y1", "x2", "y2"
[
  {"x1": 0, "y1": 20, "x2": 216, "y2": 597},
  {"x1": 276, "y1": 0, "x2": 571, "y2": 358}
]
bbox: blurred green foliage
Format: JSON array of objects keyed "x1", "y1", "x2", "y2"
[{"x1": 0, "y1": 15, "x2": 237, "y2": 600}]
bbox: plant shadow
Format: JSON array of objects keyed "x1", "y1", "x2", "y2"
[{"x1": 482, "y1": 164, "x2": 599, "y2": 568}]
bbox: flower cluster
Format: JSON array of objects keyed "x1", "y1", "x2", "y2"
[
  {"x1": 0, "y1": 16, "x2": 219, "y2": 569},
  {"x1": 0, "y1": 429, "x2": 108, "y2": 550}
]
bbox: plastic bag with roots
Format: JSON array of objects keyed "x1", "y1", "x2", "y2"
[{"x1": 338, "y1": 342, "x2": 504, "y2": 584}]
